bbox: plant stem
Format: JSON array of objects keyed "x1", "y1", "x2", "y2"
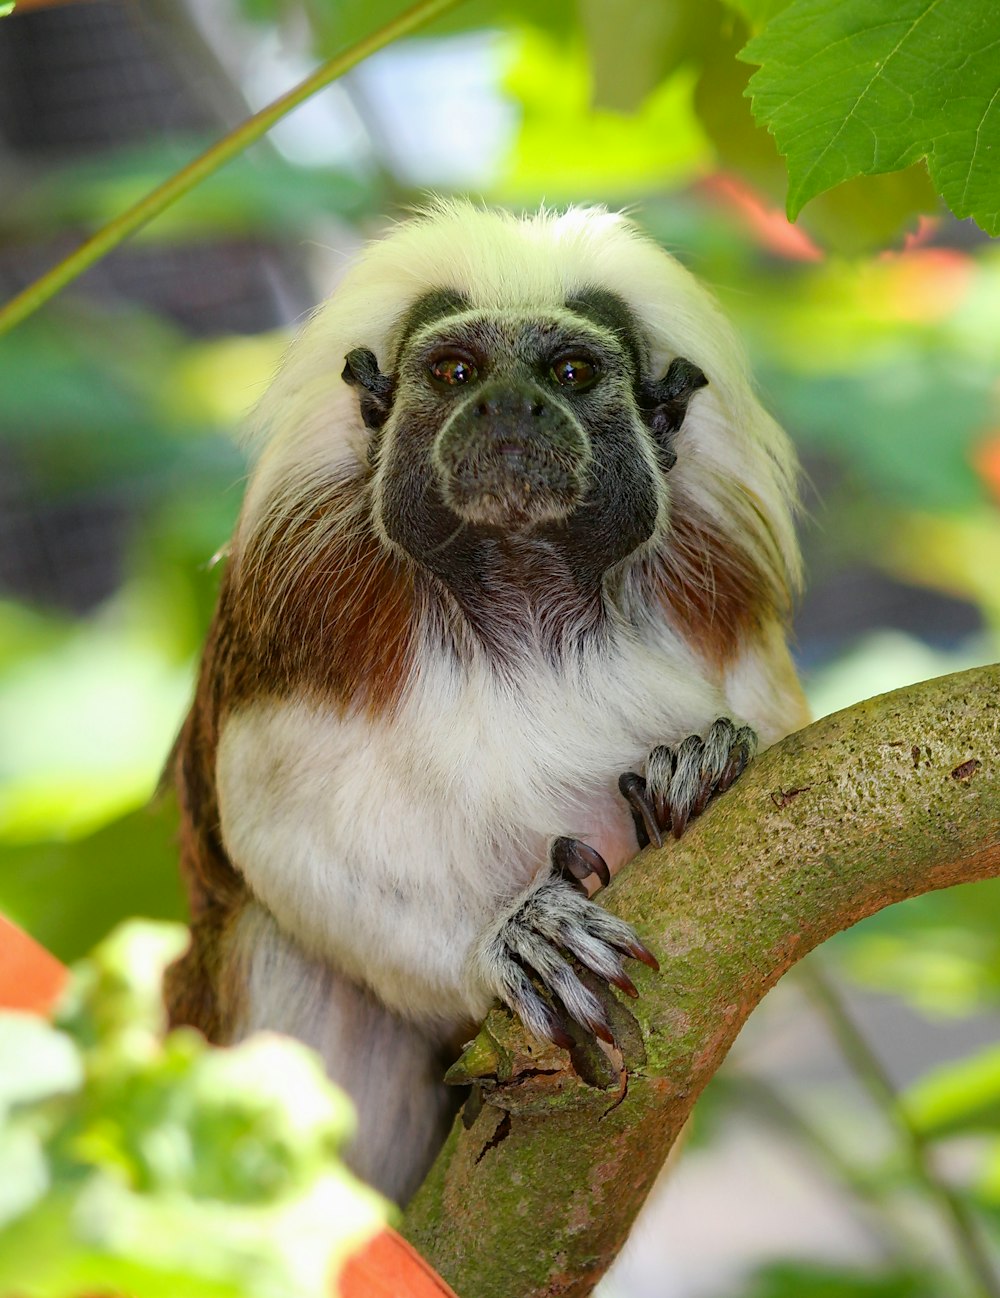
[
  {"x1": 799, "y1": 959, "x2": 1000, "y2": 1298},
  {"x1": 0, "y1": 0, "x2": 464, "y2": 336}
]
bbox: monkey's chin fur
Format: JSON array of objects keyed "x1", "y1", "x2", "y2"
[
  {"x1": 441, "y1": 455, "x2": 584, "y2": 531},
  {"x1": 445, "y1": 480, "x2": 582, "y2": 531}
]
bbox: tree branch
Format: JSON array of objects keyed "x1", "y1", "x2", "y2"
[{"x1": 404, "y1": 664, "x2": 1000, "y2": 1298}]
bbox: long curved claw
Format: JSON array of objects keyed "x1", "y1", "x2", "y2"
[
  {"x1": 626, "y1": 938, "x2": 660, "y2": 972},
  {"x1": 552, "y1": 836, "x2": 611, "y2": 889},
  {"x1": 618, "y1": 772, "x2": 664, "y2": 848}
]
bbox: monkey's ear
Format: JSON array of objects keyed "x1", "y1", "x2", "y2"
[
  {"x1": 641, "y1": 357, "x2": 707, "y2": 473},
  {"x1": 342, "y1": 347, "x2": 394, "y2": 431}
]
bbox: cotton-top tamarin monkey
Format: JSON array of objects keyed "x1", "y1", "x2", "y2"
[{"x1": 165, "y1": 203, "x2": 809, "y2": 1204}]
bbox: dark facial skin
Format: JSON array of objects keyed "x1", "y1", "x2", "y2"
[{"x1": 344, "y1": 291, "x2": 707, "y2": 625}]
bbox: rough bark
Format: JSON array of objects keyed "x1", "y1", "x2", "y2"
[{"x1": 403, "y1": 664, "x2": 1000, "y2": 1298}]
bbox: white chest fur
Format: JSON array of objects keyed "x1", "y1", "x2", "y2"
[{"x1": 216, "y1": 626, "x2": 731, "y2": 1024}]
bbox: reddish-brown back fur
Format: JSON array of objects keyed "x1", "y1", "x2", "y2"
[
  {"x1": 653, "y1": 487, "x2": 791, "y2": 670},
  {"x1": 234, "y1": 480, "x2": 416, "y2": 713}
]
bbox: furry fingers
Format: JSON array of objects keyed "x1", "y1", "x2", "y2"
[
  {"x1": 477, "y1": 870, "x2": 658, "y2": 1048},
  {"x1": 620, "y1": 717, "x2": 757, "y2": 844}
]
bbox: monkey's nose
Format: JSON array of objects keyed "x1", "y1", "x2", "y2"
[
  {"x1": 462, "y1": 390, "x2": 574, "y2": 457},
  {"x1": 471, "y1": 393, "x2": 547, "y2": 423}
]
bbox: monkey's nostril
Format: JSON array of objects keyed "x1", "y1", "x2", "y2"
[
  {"x1": 530, "y1": 402, "x2": 544, "y2": 418},
  {"x1": 474, "y1": 402, "x2": 489, "y2": 418}
]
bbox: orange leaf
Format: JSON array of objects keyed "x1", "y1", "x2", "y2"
[
  {"x1": 339, "y1": 1228, "x2": 459, "y2": 1298},
  {"x1": 0, "y1": 913, "x2": 67, "y2": 1014}
]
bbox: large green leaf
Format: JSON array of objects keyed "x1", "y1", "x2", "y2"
[
  {"x1": 741, "y1": 0, "x2": 1000, "y2": 235},
  {"x1": 0, "y1": 802, "x2": 186, "y2": 964},
  {"x1": 695, "y1": 18, "x2": 939, "y2": 252}
]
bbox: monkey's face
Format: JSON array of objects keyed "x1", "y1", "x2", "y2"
[{"x1": 344, "y1": 293, "x2": 706, "y2": 594}]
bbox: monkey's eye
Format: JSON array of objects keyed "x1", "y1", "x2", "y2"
[
  {"x1": 549, "y1": 355, "x2": 598, "y2": 390},
  {"x1": 429, "y1": 354, "x2": 479, "y2": 387}
]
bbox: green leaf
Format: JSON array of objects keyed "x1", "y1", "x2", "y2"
[
  {"x1": 694, "y1": 19, "x2": 938, "y2": 251},
  {"x1": 0, "y1": 3, "x2": 14, "y2": 16},
  {"x1": 0, "y1": 1017, "x2": 82, "y2": 1115},
  {"x1": 741, "y1": 0, "x2": 1000, "y2": 236},
  {"x1": 904, "y1": 1045, "x2": 1000, "y2": 1138}
]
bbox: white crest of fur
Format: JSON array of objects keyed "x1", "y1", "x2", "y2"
[{"x1": 237, "y1": 201, "x2": 800, "y2": 600}]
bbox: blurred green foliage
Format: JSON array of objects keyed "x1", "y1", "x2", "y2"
[
  {"x1": 906, "y1": 1045, "x2": 1000, "y2": 1139},
  {"x1": 0, "y1": 142, "x2": 381, "y2": 243},
  {"x1": 0, "y1": 922, "x2": 386, "y2": 1297},
  {"x1": 739, "y1": 1262, "x2": 940, "y2": 1298},
  {"x1": 1, "y1": 0, "x2": 998, "y2": 1292}
]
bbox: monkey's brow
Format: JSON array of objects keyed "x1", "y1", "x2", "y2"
[
  {"x1": 405, "y1": 307, "x2": 629, "y2": 358},
  {"x1": 564, "y1": 287, "x2": 646, "y2": 373},
  {"x1": 393, "y1": 288, "x2": 470, "y2": 361}
]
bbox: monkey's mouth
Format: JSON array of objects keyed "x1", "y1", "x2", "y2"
[{"x1": 441, "y1": 441, "x2": 585, "y2": 530}]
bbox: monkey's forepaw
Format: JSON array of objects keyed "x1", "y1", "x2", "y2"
[
  {"x1": 619, "y1": 717, "x2": 757, "y2": 846},
  {"x1": 477, "y1": 869, "x2": 658, "y2": 1048}
]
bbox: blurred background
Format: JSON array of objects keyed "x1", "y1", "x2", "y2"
[{"x1": 0, "y1": 1, "x2": 998, "y2": 1295}]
